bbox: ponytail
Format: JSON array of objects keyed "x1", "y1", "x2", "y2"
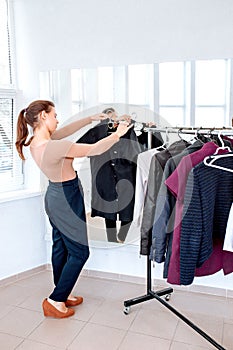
[
  {"x1": 15, "y1": 109, "x2": 29, "y2": 160},
  {"x1": 15, "y1": 100, "x2": 55, "y2": 160}
]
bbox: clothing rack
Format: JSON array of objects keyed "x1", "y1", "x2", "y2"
[
  {"x1": 144, "y1": 126, "x2": 233, "y2": 138},
  {"x1": 123, "y1": 126, "x2": 233, "y2": 350},
  {"x1": 144, "y1": 126, "x2": 233, "y2": 132}
]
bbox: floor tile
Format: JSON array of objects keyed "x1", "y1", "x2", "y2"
[
  {"x1": 16, "y1": 339, "x2": 63, "y2": 350},
  {"x1": 0, "y1": 270, "x2": 231, "y2": 350},
  {"x1": 169, "y1": 290, "x2": 229, "y2": 318},
  {"x1": 118, "y1": 331, "x2": 171, "y2": 350},
  {"x1": 129, "y1": 307, "x2": 178, "y2": 340},
  {"x1": 107, "y1": 280, "x2": 146, "y2": 301},
  {"x1": 222, "y1": 322, "x2": 233, "y2": 350},
  {"x1": 89, "y1": 299, "x2": 139, "y2": 330},
  {"x1": 140, "y1": 295, "x2": 173, "y2": 312},
  {"x1": 0, "y1": 307, "x2": 43, "y2": 338},
  {"x1": 225, "y1": 298, "x2": 233, "y2": 322},
  {"x1": 16, "y1": 271, "x2": 54, "y2": 289},
  {"x1": 67, "y1": 322, "x2": 126, "y2": 350},
  {"x1": 173, "y1": 312, "x2": 224, "y2": 348},
  {"x1": 0, "y1": 283, "x2": 35, "y2": 307},
  {"x1": 72, "y1": 276, "x2": 118, "y2": 299},
  {"x1": 71, "y1": 295, "x2": 104, "y2": 322},
  {"x1": 0, "y1": 332, "x2": 23, "y2": 349},
  {"x1": 170, "y1": 341, "x2": 215, "y2": 350},
  {"x1": 28, "y1": 318, "x2": 85, "y2": 348},
  {"x1": 0, "y1": 302, "x2": 15, "y2": 320},
  {"x1": 18, "y1": 294, "x2": 46, "y2": 313}
]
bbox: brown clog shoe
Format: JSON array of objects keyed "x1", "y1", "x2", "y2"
[
  {"x1": 65, "y1": 296, "x2": 83, "y2": 307},
  {"x1": 42, "y1": 299, "x2": 75, "y2": 318}
]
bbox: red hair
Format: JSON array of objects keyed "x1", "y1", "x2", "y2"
[{"x1": 15, "y1": 100, "x2": 55, "y2": 160}]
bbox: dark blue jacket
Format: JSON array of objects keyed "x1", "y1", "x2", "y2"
[{"x1": 180, "y1": 155, "x2": 233, "y2": 285}]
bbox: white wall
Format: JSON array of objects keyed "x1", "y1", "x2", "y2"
[
  {"x1": 13, "y1": 0, "x2": 233, "y2": 76},
  {"x1": 0, "y1": 195, "x2": 48, "y2": 280},
  {"x1": 4, "y1": 0, "x2": 233, "y2": 290}
]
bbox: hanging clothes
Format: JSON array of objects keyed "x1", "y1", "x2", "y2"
[
  {"x1": 140, "y1": 139, "x2": 190, "y2": 255},
  {"x1": 150, "y1": 140, "x2": 204, "y2": 276},
  {"x1": 133, "y1": 148, "x2": 161, "y2": 227},
  {"x1": 77, "y1": 119, "x2": 141, "y2": 221},
  {"x1": 165, "y1": 142, "x2": 225, "y2": 284},
  {"x1": 179, "y1": 155, "x2": 233, "y2": 285},
  {"x1": 137, "y1": 127, "x2": 164, "y2": 151}
]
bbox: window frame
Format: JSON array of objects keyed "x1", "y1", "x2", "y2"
[{"x1": 0, "y1": 0, "x2": 24, "y2": 194}]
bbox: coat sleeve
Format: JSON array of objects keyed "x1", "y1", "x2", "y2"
[
  {"x1": 150, "y1": 160, "x2": 171, "y2": 262},
  {"x1": 76, "y1": 123, "x2": 106, "y2": 144},
  {"x1": 140, "y1": 158, "x2": 157, "y2": 255},
  {"x1": 179, "y1": 168, "x2": 204, "y2": 285},
  {"x1": 140, "y1": 156, "x2": 164, "y2": 255},
  {"x1": 150, "y1": 159, "x2": 178, "y2": 263},
  {"x1": 151, "y1": 189, "x2": 170, "y2": 262}
]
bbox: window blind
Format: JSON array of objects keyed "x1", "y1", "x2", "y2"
[
  {"x1": 0, "y1": 95, "x2": 23, "y2": 192},
  {"x1": 0, "y1": 0, "x2": 24, "y2": 193}
]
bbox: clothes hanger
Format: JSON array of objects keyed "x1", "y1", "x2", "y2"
[
  {"x1": 146, "y1": 126, "x2": 171, "y2": 150},
  {"x1": 160, "y1": 127, "x2": 171, "y2": 149},
  {"x1": 105, "y1": 109, "x2": 119, "y2": 130},
  {"x1": 177, "y1": 128, "x2": 184, "y2": 140},
  {"x1": 199, "y1": 127, "x2": 215, "y2": 143},
  {"x1": 190, "y1": 126, "x2": 211, "y2": 144},
  {"x1": 213, "y1": 130, "x2": 232, "y2": 154},
  {"x1": 177, "y1": 127, "x2": 192, "y2": 144},
  {"x1": 203, "y1": 130, "x2": 233, "y2": 172},
  {"x1": 203, "y1": 152, "x2": 233, "y2": 173},
  {"x1": 108, "y1": 119, "x2": 118, "y2": 129},
  {"x1": 189, "y1": 127, "x2": 202, "y2": 143}
]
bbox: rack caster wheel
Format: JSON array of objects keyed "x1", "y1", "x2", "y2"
[
  {"x1": 165, "y1": 294, "x2": 171, "y2": 301},
  {"x1": 123, "y1": 306, "x2": 130, "y2": 315}
]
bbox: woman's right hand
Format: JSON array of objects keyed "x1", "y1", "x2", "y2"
[{"x1": 115, "y1": 121, "x2": 133, "y2": 137}]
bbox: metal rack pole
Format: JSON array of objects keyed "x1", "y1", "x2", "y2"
[{"x1": 123, "y1": 256, "x2": 173, "y2": 309}]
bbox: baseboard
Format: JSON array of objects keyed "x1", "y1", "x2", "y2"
[
  {"x1": 0, "y1": 264, "x2": 47, "y2": 287},
  {"x1": 81, "y1": 268, "x2": 233, "y2": 299},
  {"x1": 1, "y1": 265, "x2": 232, "y2": 299}
]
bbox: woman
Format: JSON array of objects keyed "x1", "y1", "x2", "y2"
[{"x1": 15, "y1": 100, "x2": 132, "y2": 318}]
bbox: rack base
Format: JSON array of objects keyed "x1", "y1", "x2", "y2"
[{"x1": 123, "y1": 257, "x2": 226, "y2": 350}]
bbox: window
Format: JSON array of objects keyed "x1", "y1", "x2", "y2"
[
  {"x1": 0, "y1": 0, "x2": 11, "y2": 87},
  {"x1": 128, "y1": 64, "x2": 154, "y2": 109},
  {"x1": 0, "y1": 0, "x2": 23, "y2": 193},
  {"x1": 195, "y1": 59, "x2": 230, "y2": 127},
  {"x1": 71, "y1": 69, "x2": 83, "y2": 114},
  {"x1": 42, "y1": 59, "x2": 233, "y2": 132},
  {"x1": 98, "y1": 66, "x2": 128, "y2": 105},
  {"x1": 159, "y1": 62, "x2": 186, "y2": 126},
  {"x1": 98, "y1": 66, "x2": 114, "y2": 103}
]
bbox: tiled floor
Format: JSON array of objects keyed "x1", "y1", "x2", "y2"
[{"x1": 0, "y1": 270, "x2": 232, "y2": 350}]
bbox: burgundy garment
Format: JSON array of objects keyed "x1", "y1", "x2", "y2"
[{"x1": 165, "y1": 142, "x2": 233, "y2": 285}]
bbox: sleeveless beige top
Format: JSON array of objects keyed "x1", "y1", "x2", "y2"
[{"x1": 30, "y1": 139, "x2": 77, "y2": 182}]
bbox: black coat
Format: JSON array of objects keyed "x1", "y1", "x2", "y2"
[{"x1": 77, "y1": 120, "x2": 142, "y2": 221}]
